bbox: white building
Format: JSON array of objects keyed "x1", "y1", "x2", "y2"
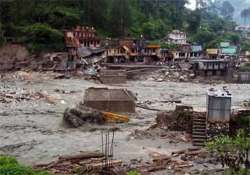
[
  {"x1": 235, "y1": 25, "x2": 250, "y2": 39},
  {"x1": 235, "y1": 25, "x2": 250, "y2": 32},
  {"x1": 166, "y1": 30, "x2": 187, "y2": 45}
]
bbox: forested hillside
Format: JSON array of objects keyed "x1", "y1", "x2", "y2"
[{"x1": 0, "y1": 0, "x2": 240, "y2": 52}]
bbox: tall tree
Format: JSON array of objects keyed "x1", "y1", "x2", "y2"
[
  {"x1": 109, "y1": 0, "x2": 132, "y2": 37},
  {"x1": 220, "y1": 1, "x2": 234, "y2": 20},
  {"x1": 241, "y1": 8, "x2": 250, "y2": 25},
  {"x1": 83, "y1": 0, "x2": 108, "y2": 28},
  {"x1": 186, "y1": 9, "x2": 201, "y2": 34},
  {"x1": 172, "y1": 0, "x2": 188, "y2": 29}
]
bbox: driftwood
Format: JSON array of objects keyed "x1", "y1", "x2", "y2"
[{"x1": 58, "y1": 152, "x2": 104, "y2": 163}]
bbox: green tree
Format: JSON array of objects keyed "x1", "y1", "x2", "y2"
[
  {"x1": 83, "y1": 0, "x2": 108, "y2": 28},
  {"x1": 191, "y1": 27, "x2": 216, "y2": 47},
  {"x1": 220, "y1": 1, "x2": 235, "y2": 20},
  {"x1": 109, "y1": 0, "x2": 132, "y2": 37},
  {"x1": 22, "y1": 23, "x2": 64, "y2": 52},
  {"x1": 186, "y1": 10, "x2": 201, "y2": 34}
]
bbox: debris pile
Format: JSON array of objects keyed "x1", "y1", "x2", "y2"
[
  {"x1": 207, "y1": 123, "x2": 229, "y2": 138},
  {"x1": 0, "y1": 88, "x2": 54, "y2": 104},
  {"x1": 127, "y1": 148, "x2": 214, "y2": 174},
  {"x1": 34, "y1": 151, "x2": 122, "y2": 175},
  {"x1": 130, "y1": 129, "x2": 192, "y2": 143},
  {"x1": 150, "y1": 66, "x2": 195, "y2": 82},
  {"x1": 0, "y1": 44, "x2": 29, "y2": 71},
  {"x1": 155, "y1": 106, "x2": 202, "y2": 134},
  {"x1": 30, "y1": 52, "x2": 69, "y2": 71}
]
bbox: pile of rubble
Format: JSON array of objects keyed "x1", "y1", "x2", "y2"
[
  {"x1": 34, "y1": 151, "x2": 123, "y2": 175},
  {"x1": 130, "y1": 129, "x2": 192, "y2": 143},
  {"x1": 0, "y1": 83, "x2": 59, "y2": 105},
  {"x1": 0, "y1": 88, "x2": 54, "y2": 104},
  {"x1": 30, "y1": 52, "x2": 69, "y2": 71},
  {"x1": 126, "y1": 148, "x2": 218, "y2": 174},
  {"x1": 0, "y1": 44, "x2": 29, "y2": 71},
  {"x1": 34, "y1": 149, "x2": 218, "y2": 175},
  {"x1": 154, "y1": 106, "x2": 205, "y2": 134},
  {"x1": 151, "y1": 68, "x2": 195, "y2": 82}
]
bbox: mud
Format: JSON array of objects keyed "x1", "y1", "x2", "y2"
[{"x1": 0, "y1": 72, "x2": 249, "y2": 170}]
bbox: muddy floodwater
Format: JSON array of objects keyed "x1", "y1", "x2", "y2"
[{"x1": 0, "y1": 75, "x2": 249, "y2": 167}]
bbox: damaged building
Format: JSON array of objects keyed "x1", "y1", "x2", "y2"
[
  {"x1": 83, "y1": 88, "x2": 136, "y2": 113},
  {"x1": 105, "y1": 38, "x2": 163, "y2": 64},
  {"x1": 172, "y1": 44, "x2": 192, "y2": 61},
  {"x1": 191, "y1": 59, "x2": 230, "y2": 76},
  {"x1": 64, "y1": 26, "x2": 105, "y2": 70},
  {"x1": 190, "y1": 45, "x2": 203, "y2": 60},
  {"x1": 165, "y1": 30, "x2": 187, "y2": 45}
]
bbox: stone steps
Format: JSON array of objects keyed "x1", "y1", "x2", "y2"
[{"x1": 192, "y1": 116, "x2": 207, "y2": 147}]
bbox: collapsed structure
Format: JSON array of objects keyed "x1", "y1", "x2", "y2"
[
  {"x1": 83, "y1": 88, "x2": 136, "y2": 113},
  {"x1": 64, "y1": 26, "x2": 105, "y2": 70}
]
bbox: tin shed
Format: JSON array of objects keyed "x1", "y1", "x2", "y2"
[{"x1": 207, "y1": 88, "x2": 232, "y2": 123}]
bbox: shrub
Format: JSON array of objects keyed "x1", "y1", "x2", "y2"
[
  {"x1": 207, "y1": 130, "x2": 250, "y2": 174},
  {"x1": 127, "y1": 170, "x2": 140, "y2": 175},
  {"x1": 0, "y1": 156, "x2": 50, "y2": 175}
]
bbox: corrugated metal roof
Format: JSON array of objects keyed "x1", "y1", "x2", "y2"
[{"x1": 221, "y1": 46, "x2": 237, "y2": 55}]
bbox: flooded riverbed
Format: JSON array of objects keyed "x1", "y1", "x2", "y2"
[{"x1": 0, "y1": 74, "x2": 249, "y2": 166}]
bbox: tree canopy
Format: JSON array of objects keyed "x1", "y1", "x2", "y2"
[{"x1": 0, "y1": 0, "x2": 240, "y2": 52}]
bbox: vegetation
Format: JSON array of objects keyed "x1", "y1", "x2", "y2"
[
  {"x1": 127, "y1": 170, "x2": 140, "y2": 175},
  {"x1": 0, "y1": 0, "x2": 242, "y2": 52},
  {"x1": 207, "y1": 130, "x2": 250, "y2": 175},
  {"x1": 0, "y1": 156, "x2": 50, "y2": 175}
]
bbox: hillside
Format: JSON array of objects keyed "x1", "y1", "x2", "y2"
[{"x1": 0, "y1": 0, "x2": 241, "y2": 52}]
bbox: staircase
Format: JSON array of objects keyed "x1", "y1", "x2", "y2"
[{"x1": 192, "y1": 115, "x2": 207, "y2": 147}]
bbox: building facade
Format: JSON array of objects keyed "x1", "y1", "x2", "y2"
[{"x1": 166, "y1": 30, "x2": 187, "y2": 45}]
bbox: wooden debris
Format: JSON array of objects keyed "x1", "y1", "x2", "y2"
[
  {"x1": 58, "y1": 152, "x2": 104, "y2": 163},
  {"x1": 34, "y1": 152, "x2": 122, "y2": 175}
]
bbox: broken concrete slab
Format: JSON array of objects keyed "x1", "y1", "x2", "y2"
[
  {"x1": 83, "y1": 87, "x2": 136, "y2": 113},
  {"x1": 100, "y1": 70, "x2": 127, "y2": 84}
]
